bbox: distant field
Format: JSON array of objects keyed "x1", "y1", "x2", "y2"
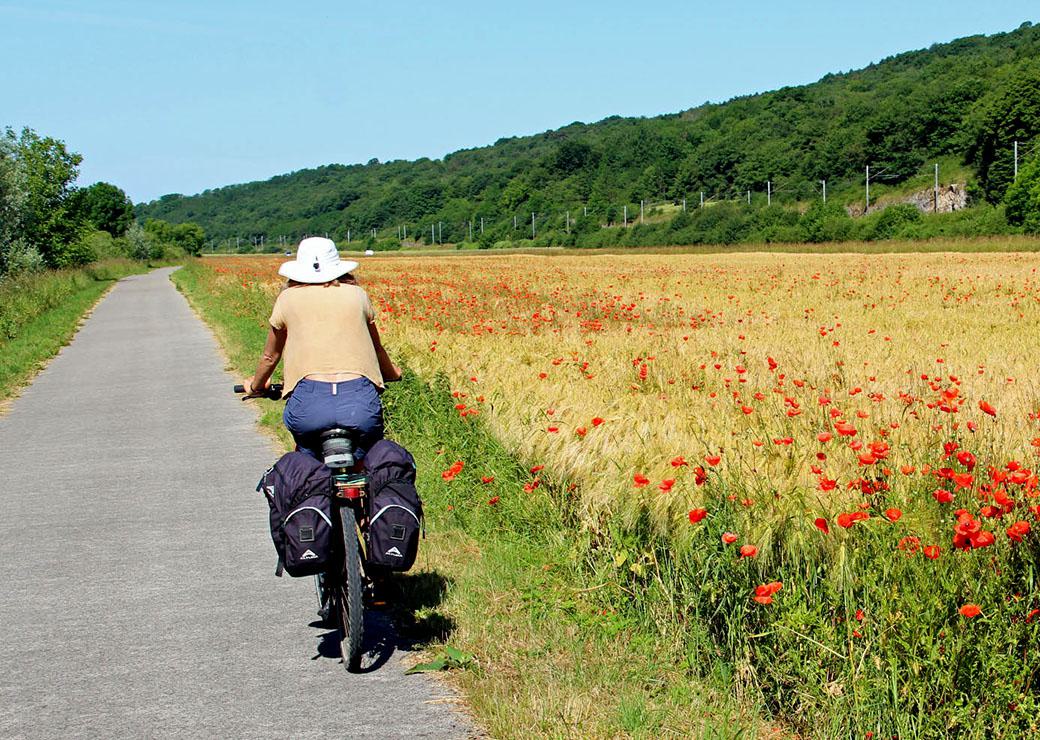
[
  {"x1": 195, "y1": 248, "x2": 1040, "y2": 737},
  {"x1": 206, "y1": 234, "x2": 1040, "y2": 258}
]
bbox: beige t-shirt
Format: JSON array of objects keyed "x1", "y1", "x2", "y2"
[{"x1": 269, "y1": 283, "x2": 384, "y2": 395}]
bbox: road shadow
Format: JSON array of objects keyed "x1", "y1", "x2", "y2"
[{"x1": 310, "y1": 570, "x2": 456, "y2": 673}]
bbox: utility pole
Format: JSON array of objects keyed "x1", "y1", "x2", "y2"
[
  {"x1": 934, "y1": 163, "x2": 939, "y2": 213},
  {"x1": 431, "y1": 224, "x2": 435, "y2": 243},
  {"x1": 565, "y1": 210, "x2": 570, "y2": 234},
  {"x1": 640, "y1": 199, "x2": 644, "y2": 224},
  {"x1": 371, "y1": 228, "x2": 376, "y2": 239},
  {"x1": 682, "y1": 197, "x2": 686, "y2": 213},
  {"x1": 480, "y1": 217, "x2": 484, "y2": 234},
  {"x1": 767, "y1": 181, "x2": 772, "y2": 207},
  {"x1": 821, "y1": 180, "x2": 827, "y2": 204},
  {"x1": 531, "y1": 212, "x2": 536, "y2": 238},
  {"x1": 865, "y1": 166, "x2": 871, "y2": 211},
  {"x1": 403, "y1": 224, "x2": 407, "y2": 240},
  {"x1": 700, "y1": 191, "x2": 704, "y2": 207},
  {"x1": 623, "y1": 205, "x2": 628, "y2": 227},
  {"x1": 438, "y1": 221, "x2": 442, "y2": 243},
  {"x1": 347, "y1": 229, "x2": 351, "y2": 244},
  {"x1": 468, "y1": 221, "x2": 473, "y2": 240},
  {"x1": 513, "y1": 215, "x2": 517, "y2": 230},
  {"x1": 583, "y1": 205, "x2": 588, "y2": 218},
  {"x1": 1015, "y1": 140, "x2": 1019, "y2": 181},
  {"x1": 747, "y1": 190, "x2": 751, "y2": 205}
]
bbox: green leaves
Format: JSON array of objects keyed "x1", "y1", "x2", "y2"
[{"x1": 404, "y1": 645, "x2": 475, "y2": 674}]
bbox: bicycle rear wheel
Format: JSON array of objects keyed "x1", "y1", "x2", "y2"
[{"x1": 338, "y1": 508, "x2": 365, "y2": 672}]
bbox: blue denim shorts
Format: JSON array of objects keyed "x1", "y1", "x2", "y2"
[{"x1": 283, "y1": 377, "x2": 384, "y2": 461}]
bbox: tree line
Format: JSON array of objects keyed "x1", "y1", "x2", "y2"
[
  {"x1": 0, "y1": 127, "x2": 206, "y2": 277},
  {"x1": 136, "y1": 22, "x2": 1040, "y2": 250}
]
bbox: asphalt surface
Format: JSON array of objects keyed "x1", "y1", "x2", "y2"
[{"x1": 0, "y1": 269, "x2": 473, "y2": 739}]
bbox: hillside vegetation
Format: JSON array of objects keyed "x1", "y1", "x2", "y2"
[{"x1": 138, "y1": 22, "x2": 1040, "y2": 247}]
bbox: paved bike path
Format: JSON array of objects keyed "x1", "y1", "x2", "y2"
[{"x1": 0, "y1": 269, "x2": 473, "y2": 738}]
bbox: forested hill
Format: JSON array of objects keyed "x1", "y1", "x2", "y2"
[{"x1": 138, "y1": 21, "x2": 1040, "y2": 245}]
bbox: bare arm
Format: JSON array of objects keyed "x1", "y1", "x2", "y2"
[
  {"x1": 246, "y1": 325, "x2": 287, "y2": 394},
  {"x1": 368, "y1": 322, "x2": 402, "y2": 382}
]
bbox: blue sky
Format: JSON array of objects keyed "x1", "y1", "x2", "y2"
[{"x1": 1, "y1": 1, "x2": 1033, "y2": 203}]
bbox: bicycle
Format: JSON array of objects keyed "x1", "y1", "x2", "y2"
[{"x1": 235, "y1": 382, "x2": 370, "y2": 671}]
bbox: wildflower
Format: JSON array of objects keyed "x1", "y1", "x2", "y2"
[
  {"x1": 884, "y1": 508, "x2": 903, "y2": 522},
  {"x1": 633, "y1": 473, "x2": 650, "y2": 488},
  {"x1": 959, "y1": 604, "x2": 982, "y2": 618},
  {"x1": 705, "y1": 454, "x2": 721, "y2": 466},
  {"x1": 739, "y1": 544, "x2": 759, "y2": 558},
  {"x1": 487, "y1": 496, "x2": 500, "y2": 506},
  {"x1": 591, "y1": 417, "x2": 605, "y2": 426},
  {"x1": 753, "y1": 581, "x2": 783, "y2": 605},
  {"x1": 814, "y1": 517, "x2": 830, "y2": 534},
  {"x1": 979, "y1": 400, "x2": 997, "y2": 417},
  {"x1": 1007, "y1": 520, "x2": 1031, "y2": 543},
  {"x1": 441, "y1": 460, "x2": 464, "y2": 482},
  {"x1": 480, "y1": 475, "x2": 495, "y2": 484},
  {"x1": 688, "y1": 508, "x2": 707, "y2": 524},
  {"x1": 658, "y1": 478, "x2": 675, "y2": 492},
  {"x1": 575, "y1": 426, "x2": 587, "y2": 437},
  {"x1": 671, "y1": 455, "x2": 689, "y2": 467},
  {"x1": 923, "y1": 545, "x2": 941, "y2": 559},
  {"x1": 721, "y1": 532, "x2": 738, "y2": 544}
]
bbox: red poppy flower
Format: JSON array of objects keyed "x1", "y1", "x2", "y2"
[
  {"x1": 591, "y1": 417, "x2": 605, "y2": 427},
  {"x1": 884, "y1": 508, "x2": 903, "y2": 522},
  {"x1": 739, "y1": 544, "x2": 758, "y2": 558},
  {"x1": 814, "y1": 517, "x2": 830, "y2": 534},
  {"x1": 959, "y1": 603, "x2": 982, "y2": 618},
  {"x1": 487, "y1": 496, "x2": 500, "y2": 506},
  {"x1": 721, "y1": 532, "x2": 738, "y2": 544},
  {"x1": 1007, "y1": 520, "x2": 1031, "y2": 543},
  {"x1": 923, "y1": 545, "x2": 940, "y2": 559},
  {"x1": 633, "y1": 473, "x2": 650, "y2": 488},
  {"x1": 658, "y1": 478, "x2": 675, "y2": 492},
  {"x1": 817, "y1": 432, "x2": 833, "y2": 443},
  {"x1": 933, "y1": 489, "x2": 954, "y2": 504},
  {"x1": 671, "y1": 455, "x2": 688, "y2": 467},
  {"x1": 688, "y1": 508, "x2": 707, "y2": 524},
  {"x1": 480, "y1": 475, "x2": 495, "y2": 484},
  {"x1": 979, "y1": 400, "x2": 996, "y2": 417},
  {"x1": 705, "y1": 454, "x2": 722, "y2": 466}
]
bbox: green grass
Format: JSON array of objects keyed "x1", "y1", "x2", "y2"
[
  {"x1": 171, "y1": 261, "x2": 763, "y2": 738},
  {"x1": 0, "y1": 261, "x2": 151, "y2": 403}
]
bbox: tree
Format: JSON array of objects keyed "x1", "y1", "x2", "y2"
[
  {"x1": 7, "y1": 127, "x2": 86, "y2": 267},
  {"x1": 1003, "y1": 155, "x2": 1040, "y2": 232},
  {"x1": 74, "y1": 182, "x2": 134, "y2": 236},
  {"x1": 173, "y1": 222, "x2": 205, "y2": 255},
  {"x1": 966, "y1": 61, "x2": 1040, "y2": 202}
]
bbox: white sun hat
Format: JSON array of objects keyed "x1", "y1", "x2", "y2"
[{"x1": 278, "y1": 237, "x2": 359, "y2": 284}]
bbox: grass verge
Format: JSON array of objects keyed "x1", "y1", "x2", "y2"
[
  {"x1": 172, "y1": 261, "x2": 764, "y2": 737},
  {"x1": 0, "y1": 260, "x2": 153, "y2": 404}
]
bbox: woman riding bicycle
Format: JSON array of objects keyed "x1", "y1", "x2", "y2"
[{"x1": 243, "y1": 237, "x2": 401, "y2": 461}]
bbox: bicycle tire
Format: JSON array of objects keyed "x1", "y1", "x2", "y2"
[{"x1": 338, "y1": 508, "x2": 365, "y2": 672}]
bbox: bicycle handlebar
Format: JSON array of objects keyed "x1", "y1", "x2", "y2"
[{"x1": 233, "y1": 383, "x2": 284, "y2": 400}]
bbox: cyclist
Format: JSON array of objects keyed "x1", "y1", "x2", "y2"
[{"x1": 243, "y1": 236, "x2": 401, "y2": 462}]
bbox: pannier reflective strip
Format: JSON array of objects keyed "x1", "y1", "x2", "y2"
[
  {"x1": 370, "y1": 504, "x2": 420, "y2": 526},
  {"x1": 285, "y1": 505, "x2": 333, "y2": 527}
]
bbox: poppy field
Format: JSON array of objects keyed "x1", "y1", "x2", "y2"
[{"x1": 196, "y1": 250, "x2": 1040, "y2": 736}]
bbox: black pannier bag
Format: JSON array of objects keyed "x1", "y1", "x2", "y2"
[
  {"x1": 363, "y1": 439, "x2": 423, "y2": 571},
  {"x1": 257, "y1": 451, "x2": 334, "y2": 577}
]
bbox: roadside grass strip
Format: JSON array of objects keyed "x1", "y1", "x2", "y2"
[{"x1": 0, "y1": 261, "x2": 151, "y2": 403}]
